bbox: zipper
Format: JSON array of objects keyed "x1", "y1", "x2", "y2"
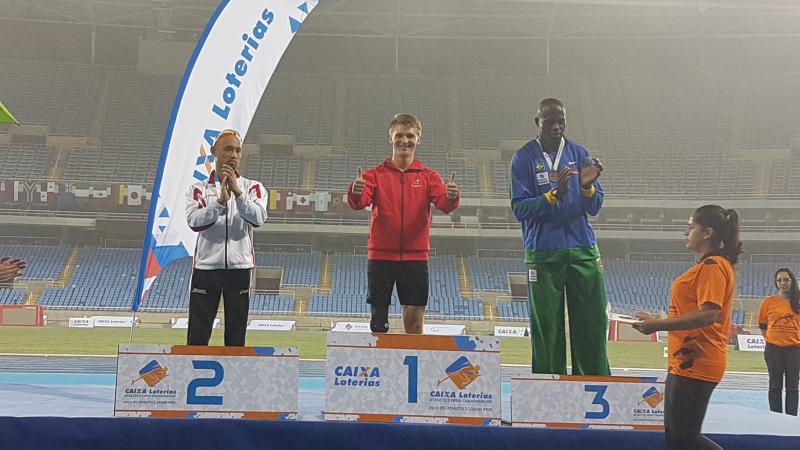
[
  {"x1": 399, "y1": 172, "x2": 405, "y2": 261},
  {"x1": 224, "y1": 207, "x2": 229, "y2": 269}
]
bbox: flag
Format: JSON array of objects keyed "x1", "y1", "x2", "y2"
[
  {"x1": 295, "y1": 193, "x2": 311, "y2": 209},
  {"x1": 132, "y1": 0, "x2": 319, "y2": 311},
  {"x1": 0, "y1": 101, "x2": 18, "y2": 125},
  {"x1": 329, "y1": 192, "x2": 347, "y2": 214},
  {"x1": 118, "y1": 185, "x2": 126, "y2": 205},
  {"x1": 0, "y1": 181, "x2": 12, "y2": 203},
  {"x1": 13, "y1": 181, "x2": 40, "y2": 203},
  {"x1": 92, "y1": 186, "x2": 111, "y2": 198},
  {"x1": 58, "y1": 183, "x2": 76, "y2": 207},
  {"x1": 90, "y1": 185, "x2": 112, "y2": 208},
  {"x1": 268, "y1": 189, "x2": 282, "y2": 210},
  {"x1": 284, "y1": 190, "x2": 311, "y2": 212},
  {"x1": 292, "y1": 190, "x2": 312, "y2": 216},
  {"x1": 73, "y1": 183, "x2": 92, "y2": 198},
  {"x1": 311, "y1": 191, "x2": 330, "y2": 211},
  {"x1": 127, "y1": 185, "x2": 144, "y2": 206},
  {"x1": 13, "y1": 181, "x2": 23, "y2": 202},
  {"x1": 37, "y1": 182, "x2": 58, "y2": 204}
]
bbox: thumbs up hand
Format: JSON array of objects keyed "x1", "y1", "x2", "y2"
[
  {"x1": 352, "y1": 167, "x2": 366, "y2": 196},
  {"x1": 446, "y1": 172, "x2": 459, "y2": 200}
]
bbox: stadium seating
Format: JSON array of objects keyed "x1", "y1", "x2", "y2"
[
  {"x1": 471, "y1": 256, "x2": 800, "y2": 321},
  {"x1": 39, "y1": 248, "x2": 139, "y2": 309},
  {"x1": 255, "y1": 252, "x2": 321, "y2": 287},
  {"x1": 0, "y1": 288, "x2": 25, "y2": 305},
  {"x1": 8, "y1": 245, "x2": 794, "y2": 324},
  {"x1": 250, "y1": 294, "x2": 295, "y2": 314},
  {"x1": 249, "y1": 73, "x2": 335, "y2": 144},
  {"x1": 35, "y1": 249, "x2": 316, "y2": 312},
  {"x1": 6, "y1": 56, "x2": 798, "y2": 197},
  {"x1": 490, "y1": 160, "x2": 510, "y2": 194},
  {"x1": 0, "y1": 245, "x2": 69, "y2": 280},
  {"x1": 103, "y1": 68, "x2": 178, "y2": 149},
  {"x1": 0, "y1": 144, "x2": 56, "y2": 179},
  {"x1": 308, "y1": 254, "x2": 483, "y2": 320},
  {"x1": 143, "y1": 257, "x2": 192, "y2": 311},
  {"x1": 62, "y1": 145, "x2": 158, "y2": 183},
  {"x1": 497, "y1": 300, "x2": 529, "y2": 322},
  {"x1": 244, "y1": 154, "x2": 304, "y2": 190},
  {"x1": 468, "y1": 256, "x2": 526, "y2": 292},
  {"x1": 770, "y1": 158, "x2": 800, "y2": 195},
  {"x1": 738, "y1": 263, "x2": 800, "y2": 298},
  {"x1": 0, "y1": 59, "x2": 104, "y2": 136},
  {"x1": 457, "y1": 77, "x2": 589, "y2": 149},
  {"x1": 308, "y1": 253, "x2": 398, "y2": 317}
]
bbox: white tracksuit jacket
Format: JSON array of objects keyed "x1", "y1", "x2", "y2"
[{"x1": 185, "y1": 171, "x2": 268, "y2": 270}]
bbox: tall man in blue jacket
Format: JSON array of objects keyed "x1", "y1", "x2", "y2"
[{"x1": 510, "y1": 98, "x2": 610, "y2": 375}]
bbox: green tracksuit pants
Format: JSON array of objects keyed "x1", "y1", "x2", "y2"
[{"x1": 526, "y1": 246, "x2": 610, "y2": 375}]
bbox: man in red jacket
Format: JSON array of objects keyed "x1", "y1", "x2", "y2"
[{"x1": 348, "y1": 113, "x2": 460, "y2": 334}]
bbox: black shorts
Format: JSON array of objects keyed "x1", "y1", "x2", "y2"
[{"x1": 367, "y1": 260, "x2": 429, "y2": 307}]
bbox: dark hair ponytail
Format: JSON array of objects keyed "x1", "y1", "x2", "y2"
[
  {"x1": 692, "y1": 205, "x2": 744, "y2": 265},
  {"x1": 775, "y1": 268, "x2": 800, "y2": 315}
]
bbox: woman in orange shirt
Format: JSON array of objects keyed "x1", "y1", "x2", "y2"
[
  {"x1": 758, "y1": 268, "x2": 800, "y2": 415},
  {"x1": 633, "y1": 205, "x2": 742, "y2": 450}
]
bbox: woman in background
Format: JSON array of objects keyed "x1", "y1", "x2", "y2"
[
  {"x1": 633, "y1": 205, "x2": 742, "y2": 450},
  {"x1": 758, "y1": 268, "x2": 800, "y2": 415}
]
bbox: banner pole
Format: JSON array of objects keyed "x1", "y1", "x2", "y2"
[{"x1": 128, "y1": 309, "x2": 138, "y2": 343}]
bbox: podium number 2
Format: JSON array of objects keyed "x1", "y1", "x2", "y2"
[
  {"x1": 584, "y1": 385, "x2": 610, "y2": 419},
  {"x1": 403, "y1": 356, "x2": 418, "y2": 404},
  {"x1": 187, "y1": 360, "x2": 224, "y2": 405}
]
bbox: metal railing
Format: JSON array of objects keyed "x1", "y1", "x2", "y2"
[{"x1": 2, "y1": 208, "x2": 798, "y2": 234}]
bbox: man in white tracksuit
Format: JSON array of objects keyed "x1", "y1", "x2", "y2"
[{"x1": 185, "y1": 129, "x2": 268, "y2": 346}]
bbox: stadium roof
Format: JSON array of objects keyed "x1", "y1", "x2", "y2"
[{"x1": 1, "y1": 0, "x2": 800, "y2": 40}]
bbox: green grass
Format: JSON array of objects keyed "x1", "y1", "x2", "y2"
[{"x1": 0, "y1": 327, "x2": 767, "y2": 372}]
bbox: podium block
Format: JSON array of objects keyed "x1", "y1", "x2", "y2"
[
  {"x1": 325, "y1": 332, "x2": 501, "y2": 425},
  {"x1": 115, "y1": 344, "x2": 298, "y2": 419},
  {"x1": 512, "y1": 374, "x2": 665, "y2": 430}
]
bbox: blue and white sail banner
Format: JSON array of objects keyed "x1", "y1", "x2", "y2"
[{"x1": 133, "y1": 0, "x2": 319, "y2": 311}]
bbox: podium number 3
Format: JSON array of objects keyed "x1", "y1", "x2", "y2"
[
  {"x1": 584, "y1": 385, "x2": 610, "y2": 419},
  {"x1": 187, "y1": 360, "x2": 224, "y2": 405},
  {"x1": 403, "y1": 356, "x2": 418, "y2": 404}
]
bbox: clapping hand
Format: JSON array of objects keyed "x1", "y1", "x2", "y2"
[
  {"x1": 579, "y1": 157, "x2": 603, "y2": 189},
  {"x1": 0, "y1": 257, "x2": 26, "y2": 283},
  {"x1": 217, "y1": 173, "x2": 230, "y2": 205},
  {"x1": 555, "y1": 166, "x2": 573, "y2": 198},
  {"x1": 220, "y1": 164, "x2": 241, "y2": 198}
]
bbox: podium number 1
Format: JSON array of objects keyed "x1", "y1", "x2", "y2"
[{"x1": 403, "y1": 355, "x2": 418, "y2": 404}]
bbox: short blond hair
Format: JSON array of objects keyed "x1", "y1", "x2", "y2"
[{"x1": 388, "y1": 113, "x2": 422, "y2": 136}]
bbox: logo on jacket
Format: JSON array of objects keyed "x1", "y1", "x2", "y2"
[
  {"x1": 411, "y1": 178, "x2": 423, "y2": 188},
  {"x1": 535, "y1": 163, "x2": 545, "y2": 171}
]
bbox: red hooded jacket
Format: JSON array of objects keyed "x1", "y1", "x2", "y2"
[{"x1": 348, "y1": 158, "x2": 460, "y2": 261}]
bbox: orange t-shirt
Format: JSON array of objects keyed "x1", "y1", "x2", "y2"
[
  {"x1": 667, "y1": 255, "x2": 735, "y2": 383},
  {"x1": 758, "y1": 295, "x2": 800, "y2": 347}
]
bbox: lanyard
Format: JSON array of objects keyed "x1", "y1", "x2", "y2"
[{"x1": 538, "y1": 137, "x2": 565, "y2": 172}]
